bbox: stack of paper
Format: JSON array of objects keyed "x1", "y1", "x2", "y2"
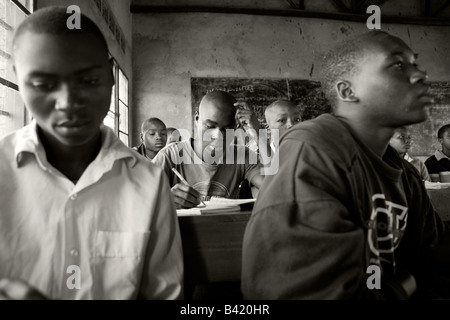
[
  {"x1": 176, "y1": 197, "x2": 256, "y2": 216},
  {"x1": 425, "y1": 181, "x2": 450, "y2": 189}
]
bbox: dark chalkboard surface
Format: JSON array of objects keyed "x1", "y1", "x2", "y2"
[
  {"x1": 190, "y1": 77, "x2": 331, "y2": 129},
  {"x1": 409, "y1": 81, "x2": 450, "y2": 157},
  {"x1": 190, "y1": 78, "x2": 450, "y2": 158}
]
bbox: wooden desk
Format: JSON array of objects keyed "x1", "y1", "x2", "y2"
[
  {"x1": 178, "y1": 211, "x2": 251, "y2": 299},
  {"x1": 427, "y1": 188, "x2": 450, "y2": 221}
]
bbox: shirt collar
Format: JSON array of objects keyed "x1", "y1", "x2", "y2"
[
  {"x1": 95, "y1": 124, "x2": 138, "y2": 169},
  {"x1": 434, "y1": 149, "x2": 450, "y2": 161},
  {"x1": 403, "y1": 153, "x2": 414, "y2": 162},
  {"x1": 15, "y1": 121, "x2": 48, "y2": 170},
  {"x1": 15, "y1": 121, "x2": 137, "y2": 170}
]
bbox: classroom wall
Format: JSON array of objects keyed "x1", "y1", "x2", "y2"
[{"x1": 131, "y1": 9, "x2": 450, "y2": 153}]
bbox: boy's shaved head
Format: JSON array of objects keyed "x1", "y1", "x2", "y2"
[
  {"x1": 141, "y1": 117, "x2": 166, "y2": 132},
  {"x1": 320, "y1": 30, "x2": 394, "y2": 108},
  {"x1": 198, "y1": 91, "x2": 237, "y2": 115},
  {"x1": 12, "y1": 6, "x2": 109, "y2": 59},
  {"x1": 438, "y1": 124, "x2": 450, "y2": 139},
  {"x1": 264, "y1": 99, "x2": 297, "y2": 119}
]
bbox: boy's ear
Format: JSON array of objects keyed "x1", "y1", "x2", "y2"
[
  {"x1": 194, "y1": 111, "x2": 199, "y2": 123},
  {"x1": 336, "y1": 80, "x2": 359, "y2": 103},
  {"x1": 108, "y1": 58, "x2": 115, "y2": 83}
]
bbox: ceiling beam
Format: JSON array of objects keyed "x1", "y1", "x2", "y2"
[{"x1": 130, "y1": 5, "x2": 450, "y2": 26}]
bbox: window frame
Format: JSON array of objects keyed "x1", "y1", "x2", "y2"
[
  {"x1": 104, "y1": 57, "x2": 129, "y2": 146},
  {"x1": 0, "y1": 0, "x2": 33, "y2": 137}
]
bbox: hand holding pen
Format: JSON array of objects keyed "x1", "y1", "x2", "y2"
[{"x1": 171, "y1": 168, "x2": 206, "y2": 209}]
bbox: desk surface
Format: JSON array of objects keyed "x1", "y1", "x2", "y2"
[{"x1": 426, "y1": 188, "x2": 450, "y2": 221}]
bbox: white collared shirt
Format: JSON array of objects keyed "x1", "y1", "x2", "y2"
[
  {"x1": 0, "y1": 122, "x2": 183, "y2": 299},
  {"x1": 434, "y1": 149, "x2": 450, "y2": 161},
  {"x1": 404, "y1": 153, "x2": 431, "y2": 182}
]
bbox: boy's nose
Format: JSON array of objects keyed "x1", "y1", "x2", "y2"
[
  {"x1": 210, "y1": 128, "x2": 221, "y2": 140},
  {"x1": 286, "y1": 119, "x2": 294, "y2": 129},
  {"x1": 54, "y1": 84, "x2": 83, "y2": 111},
  {"x1": 410, "y1": 68, "x2": 428, "y2": 84}
]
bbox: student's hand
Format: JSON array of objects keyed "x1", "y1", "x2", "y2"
[
  {"x1": 0, "y1": 278, "x2": 48, "y2": 300},
  {"x1": 234, "y1": 101, "x2": 261, "y2": 133},
  {"x1": 171, "y1": 183, "x2": 202, "y2": 209}
]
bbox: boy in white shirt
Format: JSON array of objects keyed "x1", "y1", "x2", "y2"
[{"x1": 0, "y1": 6, "x2": 183, "y2": 300}]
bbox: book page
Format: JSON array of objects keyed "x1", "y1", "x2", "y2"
[{"x1": 176, "y1": 197, "x2": 255, "y2": 216}]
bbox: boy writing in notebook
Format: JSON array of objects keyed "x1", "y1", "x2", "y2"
[
  {"x1": 152, "y1": 90, "x2": 264, "y2": 209},
  {"x1": 242, "y1": 30, "x2": 450, "y2": 299},
  {"x1": 0, "y1": 7, "x2": 182, "y2": 300}
]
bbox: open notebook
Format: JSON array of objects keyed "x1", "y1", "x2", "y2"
[
  {"x1": 176, "y1": 197, "x2": 256, "y2": 216},
  {"x1": 424, "y1": 181, "x2": 450, "y2": 189}
]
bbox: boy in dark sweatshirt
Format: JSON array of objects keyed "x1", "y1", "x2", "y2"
[{"x1": 242, "y1": 30, "x2": 450, "y2": 300}]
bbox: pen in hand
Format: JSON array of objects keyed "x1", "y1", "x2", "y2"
[{"x1": 171, "y1": 168, "x2": 206, "y2": 207}]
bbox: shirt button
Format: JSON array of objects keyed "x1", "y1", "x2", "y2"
[
  {"x1": 70, "y1": 249, "x2": 79, "y2": 256},
  {"x1": 70, "y1": 194, "x2": 78, "y2": 200}
]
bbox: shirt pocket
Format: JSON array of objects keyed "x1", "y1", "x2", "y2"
[{"x1": 91, "y1": 230, "x2": 150, "y2": 299}]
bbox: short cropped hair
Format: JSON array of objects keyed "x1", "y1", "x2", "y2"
[
  {"x1": 166, "y1": 127, "x2": 177, "y2": 134},
  {"x1": 12, "y1": 6, "x2": 109, "y2": 58},
  {"x1": 438, "y1": 124, "x2": 450, "y2": 139},
  {"x1": 264, "y1": 99, "x2": 296, "y2": 115},
  {"x1": 202, "y1": 91, "x2": 237, "y2": 108},
  {"x1": 141, "y1": 117, "x2": 166, "y2": 133},
  {"x1": 319, "y1": 30, "x2": 391, "y2": 109}
]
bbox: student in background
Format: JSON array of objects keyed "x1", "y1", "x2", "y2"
[
  {"x1": 247, "y1": 99, "x2": 302, "y2": 198},
  {"x1": 242, "y1": 30, "x2": 450, "y2": 299},
  {"x1": 133, "y1": 117, "x2": 167, "y2": 160},
  {"x1": 152, "y1": 90, "x2": 264, "y2": 209},
  {"x1": 263, "y1": 99, "x2": 301, "y2": 161},
  {"x1": 264, "y1": 99, "x2": 301, "y2": 148},
  {"x1": 389, "y1": 126, "x2": 430, "y2": 182},
  {"x1": 425, "y1": 124, "x2": 450, "y2": 182},
  {"x1": 0, "y1": 7, "x2": 183, "y2": 300},
  {"x1": 166, "y1": 127, "x2": 181, "y2": 145}
]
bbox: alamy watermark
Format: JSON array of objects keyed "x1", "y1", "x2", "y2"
[
  {"x1": 66, "y1": 5, "x2": 81, "y2": 30},
  {"x1": 66, "y1": 265, "x2": 81, "y2": 290},
  {"x1": 366, "y1": 265, "x2": 381, "y2": 290},
  {"x1": 366, "y1": 5, "x2": 381, "y2": 30},
  {"x1": 169, "y1": 128, "x2": 279, "y2": 176}
]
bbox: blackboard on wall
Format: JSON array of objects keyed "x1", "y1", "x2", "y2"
[
  {"x1": 190, "y1": 78, "x2": 450, "y2": 157},
  {"x1": 409, "y1": 81, "x2": 450, "y2": 157},
  {"x1": 190, "y1": 77, "x2": 331, "y2": 129}
]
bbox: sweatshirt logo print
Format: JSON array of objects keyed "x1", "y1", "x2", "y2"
[
  {"x1": 367, "y1": 194, "x2": 408, "y2": 270},
  {"x1": 192, "y1": 181, "x2": 231, "y2": 201}
]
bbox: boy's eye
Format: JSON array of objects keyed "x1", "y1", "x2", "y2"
[
  {"x1": 278, "y1": 119, "x2": 286, "y2": 123},
  {"x1": 79, "y1": 77, "x2": 100, "y2": 85},
  {"x1": 393, "y1": 61, "x2": 404, "y2": 69},
  {"x1": 29, "y1": 81, "x2": 56, "y2": 91},
  {"x1": 294, "y1": 117, "x2": 301, "y2": 123}
]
